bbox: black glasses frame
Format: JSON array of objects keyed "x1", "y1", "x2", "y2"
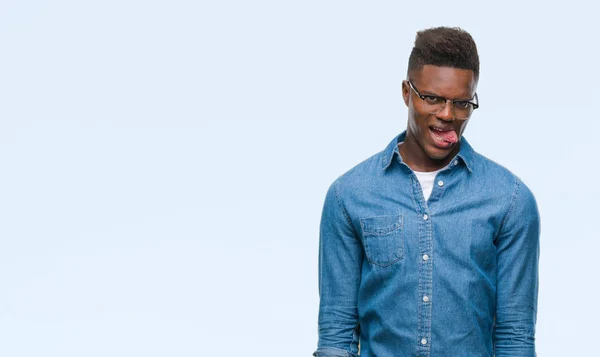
[{"x1": 407, "y1": 80, "x2": 479, "y2": 119}]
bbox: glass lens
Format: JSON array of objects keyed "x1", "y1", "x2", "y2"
[
  {"x1": 421, "y1": 96, "x2": 445, "y2": 115},
  {"x1": 452, "y1": 101, "x2": 474, "y2": 119},
  {"x1": 419, "y1": 95, "x2": 474, "y2": 120},
  {"x1": 423, "y1": 96, "x2": 475, "y2": 119}
]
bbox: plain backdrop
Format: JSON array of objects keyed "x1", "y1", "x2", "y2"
[{"x1": 1, "y1": 1, "x2": 598, "y2": 356}]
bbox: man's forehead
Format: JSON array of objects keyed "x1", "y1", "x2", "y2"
[{"x1": 411, "y1": 65, "x2": 477, "y2": 96}]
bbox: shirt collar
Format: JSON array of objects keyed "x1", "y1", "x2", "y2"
[{"x1": 381, "y1": 130, "x2": 475, "y2": 172}]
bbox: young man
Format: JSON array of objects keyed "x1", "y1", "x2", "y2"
[{"x1": 314, "y1": 27, "x2": 540, "y2": 357}]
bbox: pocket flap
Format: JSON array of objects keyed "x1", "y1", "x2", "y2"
[{"x1": 360, "y1": 215, "x2": 403, "y2": 236}]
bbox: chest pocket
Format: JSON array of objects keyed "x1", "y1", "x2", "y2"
[{"x1": 359, "y1": 214, "x2": 404, "y2": 267}]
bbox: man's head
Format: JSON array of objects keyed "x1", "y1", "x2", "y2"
[
  {"x1": 401, "y1": 27, "x2": 479, "y2": 171},
  {"x1": 407, "y1": 27, "x2": 479, "y2": 82}
]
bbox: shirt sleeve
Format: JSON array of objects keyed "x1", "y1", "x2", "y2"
[
  {"x1": 313, "y1": 179, "x2": 363, "y2": 357},
  {"x1": 493, "y1": 178, "x2": 541, "y2": 357}
]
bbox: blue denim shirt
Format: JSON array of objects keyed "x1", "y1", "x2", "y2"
[{"x1": 314, "y1": 131, "x2": 540, "y2": 357}]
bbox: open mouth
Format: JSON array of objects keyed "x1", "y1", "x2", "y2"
[{"x1": 429, "y1": 126, "x2": 458, "y2": 147}]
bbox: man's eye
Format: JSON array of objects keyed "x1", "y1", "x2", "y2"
[
  {"x1": 424, "y1": 96, "x2": 443, "y2": 104},
  {"x1": 454, "y1": 101, "x2": 471, "y2": 109}
]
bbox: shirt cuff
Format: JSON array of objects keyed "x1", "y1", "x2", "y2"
[{"x1": 313, "y1": 347, "x2": 357, "y2": 357}]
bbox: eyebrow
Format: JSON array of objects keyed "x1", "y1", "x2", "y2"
[{"x1": 421, "y1": 90, "x2": 474, "y2": 101}]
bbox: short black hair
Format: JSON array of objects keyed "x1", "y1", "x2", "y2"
[{"x1": 408, "y1": 27, "x2": 479, "y2": 81}]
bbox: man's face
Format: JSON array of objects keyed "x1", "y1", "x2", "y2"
[{"x1": 402, "y1": 65, "x2": 477, "y2": 163}]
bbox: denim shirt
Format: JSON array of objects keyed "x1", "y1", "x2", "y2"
[{"x1": 314, "y1": 131, "x2": 540, "y2": 357}]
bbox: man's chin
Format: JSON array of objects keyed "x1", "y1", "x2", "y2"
[{"x1": 425, "y1": 144, "x2": 456, "y2": 161}]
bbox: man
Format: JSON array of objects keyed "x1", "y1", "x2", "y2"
[{"x1": 314, "y1": 27, "x2": 540, "y2": 357}]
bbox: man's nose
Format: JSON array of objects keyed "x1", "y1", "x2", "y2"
[{"x1": 436, "y1": 100, "x2": 454, "y2": 121}]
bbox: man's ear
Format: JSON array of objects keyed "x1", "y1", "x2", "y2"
[{"x1": 402, "y1": 80, "x2": 410, "y2": 107}]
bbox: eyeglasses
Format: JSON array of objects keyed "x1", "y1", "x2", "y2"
[{"x1": 407, "y1": 80, "x2": 479, "y2": 120}]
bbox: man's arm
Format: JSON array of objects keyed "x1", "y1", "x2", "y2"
[
  {"x1": 314, "y1": 179, "x2": 363, "y2": 357},
  {"x1": 494, "y1": 178, "x2": 541, "y2": 357}
]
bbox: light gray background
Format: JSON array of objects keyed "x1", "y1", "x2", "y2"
[{"x1": 1, "y1": 1, "x2": 597, "y2": 356}]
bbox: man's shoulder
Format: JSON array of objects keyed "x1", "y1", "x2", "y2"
[
  {"x1": 471, "y1": 150, "x2": 536, "y2": 198},
  {"x1": 331, "y1": 149, "x2": 386, "y2": 191}
]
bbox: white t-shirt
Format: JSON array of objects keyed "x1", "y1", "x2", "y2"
[
  {"x1": 398, "y1": 141, "x2": 447, "y2": 201},
  {"x1": 413, "y1": 168, "x2": 443, "y2": 201}
]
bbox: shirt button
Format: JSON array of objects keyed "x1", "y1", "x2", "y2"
[
  {"x1": 422, "y1": 254, "x2": 429, "y2": 261},
  {"x1": 437, "y1": 180, "x2": 444, "y2": 187},
  {"x1": 423, "y1": 214, "x2": 428, "y2": 220},
  {"x1": 423, "y1": 295, "x2": 429, "y2": 302},
  {"x1": 453, "y1": 160, "x2": 458, "y2": 166},
  {"x1": 421, "y1": 338, "x2": 427, "y2": 345}
]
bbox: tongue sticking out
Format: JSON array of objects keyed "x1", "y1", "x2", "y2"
[{"x1": 434, "y1": 129, "x2": 458, "y2": 144}]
